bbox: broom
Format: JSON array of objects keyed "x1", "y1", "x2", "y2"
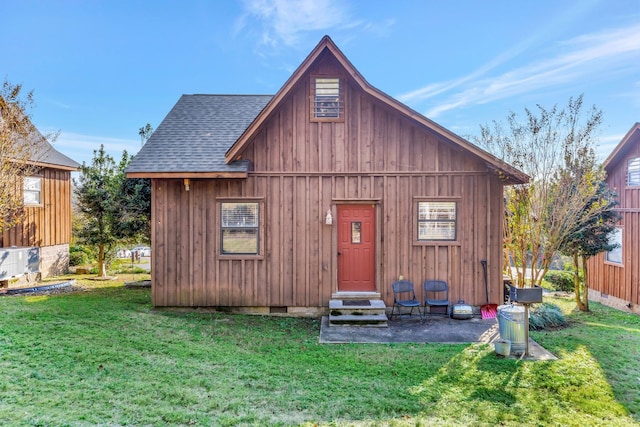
[{"x1": 480, "y1": 259, "x2": 498, "y2": 319}]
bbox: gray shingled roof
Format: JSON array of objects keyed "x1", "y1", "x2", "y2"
[
  {"x1": 34, "y1": 139, "x2": 80, "y2": 169},
  {"x1": 126, "y1": 94, "x2": 273, "y2": 174}
]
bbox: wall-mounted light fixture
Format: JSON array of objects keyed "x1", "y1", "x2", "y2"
[
  {"x1": 184, "y1": 178, "x2": 190, "y2": 191},
  {"x1": 325, "y1": 209, "x2": 333, "y2": 225}
]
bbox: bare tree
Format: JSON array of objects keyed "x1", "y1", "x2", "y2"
[
  {"x1": 0, "y1": 79, "x2": 49, "y2": 232},
  {"x1": 476, "y1": 95, "x2": 610, "y2": 289}
]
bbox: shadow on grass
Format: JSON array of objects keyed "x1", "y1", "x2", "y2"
[
  {"x1": 531, "y1": 300, "x2": 640, "y2": 422},
  {"x1": 2, "y1": 284, "x2": 636, "y2": 425}
]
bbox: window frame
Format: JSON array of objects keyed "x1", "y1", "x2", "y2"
[
  {"x1": 217, "y1": 198, "x2": 265, "y2": 259},
  {"x1": 627, "y1": 157, "x2": 640, "y2": 187},
  {"x1": 605, "y1": 226, "x2": 623, "y2": 265},
  {"x1": 413, "y1": 198, "x2": 460, "y2": 245},
  {"x1": 310, "y1": 76, "x2": 344, "y2": 122},
  {"x1": 23, "y1": 176, "x2": 43, "y2": 206}
]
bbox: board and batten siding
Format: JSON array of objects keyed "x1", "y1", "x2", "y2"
[
  {"x1": 588, "y1": 140, "x2": 640, "y2": 307},
  {"x1": 150, "y1": 61, "x2": 506, "y2": 309},
  {"x1": 1, "y1": 168, "x2": 73, "y2": 248},
  {"x1": 151, "y1": 172, "x2": 503, "y2": 309}
]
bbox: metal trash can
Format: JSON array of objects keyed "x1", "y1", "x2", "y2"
[{"x1": 497, "y1": 305, "x2": 526, "y2": 354}]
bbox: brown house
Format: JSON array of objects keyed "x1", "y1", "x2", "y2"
[
  {"x1": 126, "y1": 36, "x2": 527, "y2": 316},
  {"x1": 1, "y1": 127, "x2": 79, "y2": 283},
  {"x1": 588, "y1": 123, "x2": 640, "y2": 314}
]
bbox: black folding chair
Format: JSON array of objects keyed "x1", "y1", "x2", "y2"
[
  {"x1": 423, "y1": 280, "x2": 450, "y2": 322},
  {"x1": 390, "y1": 280, "x2": 423, "y2": 323}
]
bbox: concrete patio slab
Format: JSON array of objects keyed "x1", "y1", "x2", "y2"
[{"x1": 319, "y1": 315, "x2": 557, "y2": 361}]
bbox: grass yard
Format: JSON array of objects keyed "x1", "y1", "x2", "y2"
[{"x1": 0, "y1": 276, "x2": 638, "y2": 426}]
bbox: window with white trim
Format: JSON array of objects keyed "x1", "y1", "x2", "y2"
[
  {"x1": 312, "y1": 77, "x2": 342, "y2": 119},
  {"x1": 24, "y1": 176, "x2": 42, "y2": 205},
  {"x1": 605, "y1": 227, "x2": 623, "y2": 264},
  {"x1": 628, "y1": 157, "x2": 640, "y2": 186},
  {"x1": 221, "y1": 202, "x2": 260, "y2": 255},
  {"x1": 417, "y1": 201, "x2": 457, "y2": 241}
]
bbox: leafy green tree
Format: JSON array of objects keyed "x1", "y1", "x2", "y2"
[
  {"x1": 558, "y1": 181, "x2": 620, "y2": 311},
  {"x1": 112, "y1": 151, "x2": 151, "y2": 244},
  {"x1": 112, "y1": 124, "x2": 153, "y2": 244},
  {"x1": 74, "y1": 145, "x2": 121, "y2": 277},
  {"x1": 74, "y1": 123, "x2": 153, "y2": 276},
  {"x1": 139, "y1": 123, "x2": 153, "y2": 146}
]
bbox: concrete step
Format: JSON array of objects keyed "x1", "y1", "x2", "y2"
[
  {"x1": 328, "y1": 313, "x2": 389, "y2": 327},
  {"x1": 328, "y1": 299, "x2": 388, "y2": 327}
]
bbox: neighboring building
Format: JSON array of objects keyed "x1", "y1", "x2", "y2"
[
  {"x1": 588, "y1": 123, "x2": 640, "y2": 314},
  {"x1": 126, "y1": 36, "x2": 528, "y2": 315},
  {"x1": 0, "y1": 122, "x2": 79, "y2": 283}
]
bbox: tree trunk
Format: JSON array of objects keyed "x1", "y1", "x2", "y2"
[
  {"x1": 98, "y1": 244, "x2": 107, "y2": 277},
  {"x1": 581, "y1": 254, "x2": 590, "y2": 312},
  {"x1": 573, "y1": 252, "x2": 585, "y2": 311}
]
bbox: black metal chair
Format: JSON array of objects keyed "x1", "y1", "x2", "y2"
[
  {"x1": 391, "y1": 280, "x2": 423, "y2": 323},
  {"x1": 423, "y1": 280, "x2": 450, "y2": 322}
]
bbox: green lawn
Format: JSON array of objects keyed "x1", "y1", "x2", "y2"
[{"x1": 0, "y1": 276, "x2": 638, "y2": 426}]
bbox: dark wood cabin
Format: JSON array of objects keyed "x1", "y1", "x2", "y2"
[
  {"x1": 126, "y1": 36, "x2": 528, "y2": 315},
  {"x1": 587, "y1": 123, "x2": 640, "y2": 314},
  {"x1": 0, "y1": 129, "x2": 79, "y2": 282}
]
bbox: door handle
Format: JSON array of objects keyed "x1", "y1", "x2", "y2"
[{"x1": 337, "y1": 252, "x2": 342, "y2": 256}]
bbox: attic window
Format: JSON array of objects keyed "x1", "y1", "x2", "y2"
[
  {"x1": 312, "y1": 77, "x2": 343, "y2": 120},
  {"x1": 628, "y1": 157, "x2": 640, "y2": 186}
]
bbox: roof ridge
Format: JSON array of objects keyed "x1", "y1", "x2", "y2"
[{"x1": 184, "y1": 93, "x2": 274, "y2": 97}]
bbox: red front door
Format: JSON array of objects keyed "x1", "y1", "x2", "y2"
[{"x1": 337, "y1": 205, "x2": 376, "y2": 292}]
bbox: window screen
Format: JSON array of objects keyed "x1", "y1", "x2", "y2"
[
  {"x1": 221, "y1": 202, "x2": 259, "y2": 255},
  {"x1": 24, "y1": 177, "x2": 42, "y2": 205},
  {"x1": 417, "y1": 201, "x2": 457, "y2": 241},
  {"x1": 606, "y1": 227, "x2": 622, "y2": 264},
  {"x1": 628, "y1": 157, "x2": 640, "y2": 186}
]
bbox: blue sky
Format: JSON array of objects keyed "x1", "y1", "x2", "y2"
[{"x1": 2, "y1": 0, "x2": 639, "y2": 166}]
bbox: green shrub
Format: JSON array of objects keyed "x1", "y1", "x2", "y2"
[
  {"x1": 69, "y1": 251, "x2": 89, "y2": 266},
  {"x1": 544, "y1": 270, "x2": 575, "y2": 292},
  {"x1": 113, "y1": 265, "x2": 148, "y2": 274},
  {"x1": 529, "y1": 302, "x2": 566, "y2": 330},
  {"x1": 69, "y1": 245, "x2": 95, "y2": 266}
]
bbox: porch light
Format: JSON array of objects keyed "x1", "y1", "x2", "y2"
[
  {"x1": 184, "y1": 178, "x2": 190, "y2": 191},
  {"x1": 325, "y1": 209, "x2": 333, "y2": 225}
]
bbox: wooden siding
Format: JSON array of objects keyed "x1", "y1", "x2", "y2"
[
  {"x1": 0, "y1": 168, "x2": 73, "y2": 248},
  {"x1": 588, "y1": 139, "x2": 640, "y2": 306},
  {"x1": 151, "y1": 172, "x2": 504, "y2": 309},
  {"x1": 151, "y1": 56, "x2": 506, "y2": 309}
]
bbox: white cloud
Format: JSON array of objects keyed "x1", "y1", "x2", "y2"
[
  {"x1": 236, "y1": 0, "x2": 392, "y2": 48},
  {"x1": 237, "y1": 0, "x2": 348, "y2": 47},
  {"x1": 409, "y1": 22, "x2": 640, "y2": 118}
]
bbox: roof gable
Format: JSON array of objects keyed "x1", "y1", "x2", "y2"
[
  {"x1": 603, "y1": 122, "x2": 640, "y2": 173},
  {"x1": 1, "y1": 96, "x2": 79, "y2": 171},
  {"x1": 226, "y1": 35, "x2": 528, "y2": 185}
]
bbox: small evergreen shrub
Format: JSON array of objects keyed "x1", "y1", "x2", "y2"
[
  {"x1": 543, "y1": 270, "x2": 574, "y2": 292},
  {"x1": 69, "y1": 245, "x2": 95, "y2": 266},
  {"x1": 69, "y1": 250, "x2": 89, "y2": 266},
  {"x1": 529, "y1": 303, "x2": 566, "y2": 330}
]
